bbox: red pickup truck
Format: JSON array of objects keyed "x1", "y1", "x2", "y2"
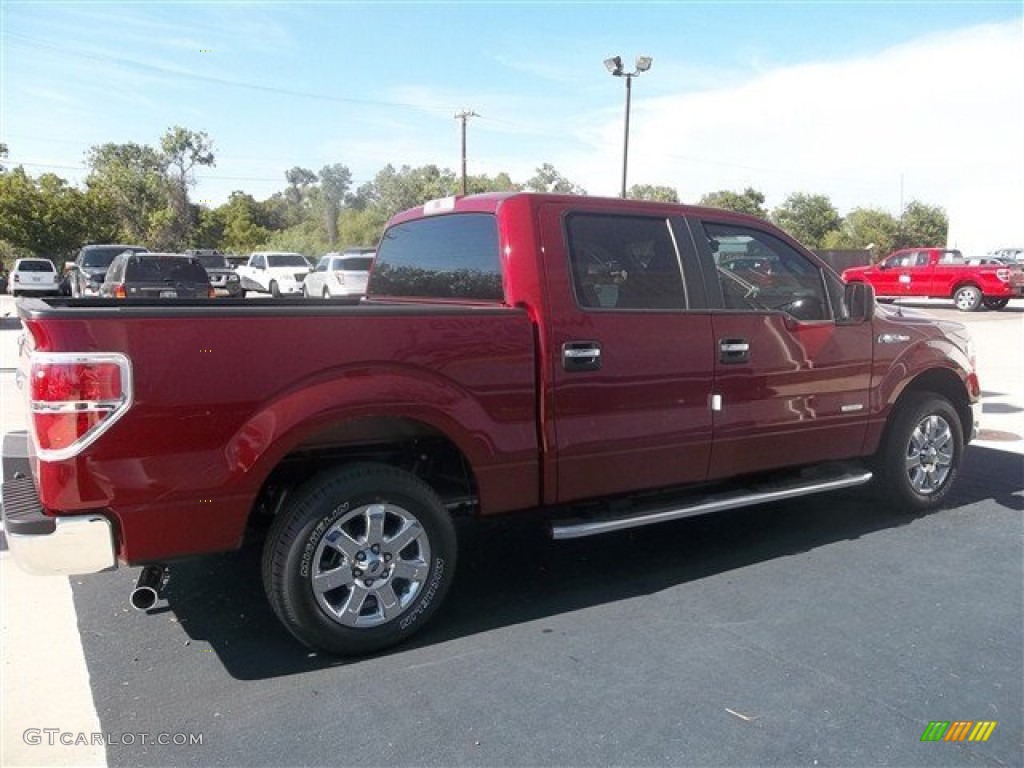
[
  {"x1": 2, "y1": 193, "x2": 981, "y2": 656},
  {"x1": 842, "y1": 247, "x2": 1024, "y2": 311}
]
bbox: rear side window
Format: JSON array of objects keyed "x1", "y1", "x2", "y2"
[
  {"x1": 127, "y1": 256, "x2": 207, "y2": 283},
  {"x1": 371, "y1": 213, "x2": 502, "y2": 300},
  {"x1": 567, "y1": 214, "x2": 687, "y2": 310}
]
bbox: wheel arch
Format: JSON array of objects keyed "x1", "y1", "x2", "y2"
[
  {"x1": 873, "y1": 367, "x2": 974, "y2": 457},
  {"x1": 227, "y1": 367, "x2": 538, "y2": 532}
]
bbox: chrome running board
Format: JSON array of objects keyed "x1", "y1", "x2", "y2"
[{"x1": 550, "y1": 468, "x2": 873, "y2": 540}]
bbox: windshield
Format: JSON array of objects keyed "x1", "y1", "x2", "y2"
[
  {"x1": 82, "y1": 246, "x2": 146, "y2": 268},
  {"x1": 267, "y1": 254, "x2": 309, "y2": 268}
]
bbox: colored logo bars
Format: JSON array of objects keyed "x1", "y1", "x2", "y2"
[{"x1": 921, "y1": 721, "x2": 997, "y2": 742}]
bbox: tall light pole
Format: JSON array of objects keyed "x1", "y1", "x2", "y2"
[
  {"x1": 455, "y1": 109, "x2": 478, "y2": 195},
  {"x1": 604, "y1": 55, "x2": 652, "y2": 198}
]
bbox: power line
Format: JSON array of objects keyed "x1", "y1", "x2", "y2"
[{"x1": 3, "y1": 32, "x2": 456, "y2": 116}]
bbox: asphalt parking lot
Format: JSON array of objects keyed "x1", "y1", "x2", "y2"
[{"x1": 1, "y1": 294, "x2": 1022, "y2": 767}]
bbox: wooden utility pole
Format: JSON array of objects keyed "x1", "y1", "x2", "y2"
[{"x1": 455, "y1": 109, "x2": 479, "y2": 195}]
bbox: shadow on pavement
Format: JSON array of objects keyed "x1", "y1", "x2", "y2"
[{"x1": 124, "y1": 444, "x2": 1022, "y2": 680}]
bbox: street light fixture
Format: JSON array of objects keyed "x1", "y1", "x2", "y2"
[{"x1": 604, "y1": 54, "x2": 652, "y2": 197}]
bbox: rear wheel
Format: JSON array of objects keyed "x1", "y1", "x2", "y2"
[
  {"x1": 262, "y1": 463, "x2": 457, "y2": 656},
  {"x1": 982, "y1": 297, "x2": 1009, "y2": 310},
  {"x1": 270, "y1": 280, "x2": 281, "y2": 298},
  {"x1": 953, "y1": 284, "x2": 982, "y2": 312},
  {"x1": 875, "y1": 393, "x2": 963, "y2": 513}
]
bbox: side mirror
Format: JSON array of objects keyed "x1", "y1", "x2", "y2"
[
  {"x1": 64, "y1": 261, "x2": 76, "y2": 272},
  {"x1": 876, "y1": 261, "x2": 889, "y2": 271},
  {"x1": 841, "y1": 282, "x2": 875, "y2": 324}
]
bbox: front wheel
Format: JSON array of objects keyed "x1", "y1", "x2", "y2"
[
  {"x1": 875, "y1": 393, "x2": 963, "y2": 513},
  {"x1": 270, "y1": 280, "x2": 281, "y2": 298},
  {"x1": 983, "y1": 297, "x2": 1009, "y2": 310},
  {"x1": 262, "y1": 463, "x2": 457, "y2": 656},
  {"x1": 953, "y1": 284, "x2": 982, "y2": 312}
]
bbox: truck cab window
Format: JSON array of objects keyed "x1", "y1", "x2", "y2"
[
  {"x1": 704, "y1": 221, "x2": 829, "y2": 321},
  {"x1": 566, "y1": 214, "x2": 686, "y2": 310}
]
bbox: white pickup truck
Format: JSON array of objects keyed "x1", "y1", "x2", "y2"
[{"x1": 236, "y1": 251, "x2": 312, "y2": 297}]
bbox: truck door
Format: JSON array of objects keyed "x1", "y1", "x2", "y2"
[
  {"x1": 538, "y1": 205, "x2": 715, "y2": 504},
  {"x1": 693, "y1": 218, "x2": 873, "y2": 478}
]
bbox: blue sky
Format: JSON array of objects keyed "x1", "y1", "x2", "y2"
[{"x1": 2, "y1": 1, "x2": 1021, "y2": 250}]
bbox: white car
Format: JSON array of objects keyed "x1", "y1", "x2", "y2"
[
  {"x1": 303, "y1": 249, "x2": 375, "y2": 298},
  {"x1": 8, "y1": 258, "x2": 61, "y2": 296},
  {"x1": 236, "y1": 251, "x2": 312, "y2": 297}
]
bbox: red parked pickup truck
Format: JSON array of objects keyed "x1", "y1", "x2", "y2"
[
  {"x1": 842, "y1": 247, "x2": 1024, "y2": 311},
  {"x1": 2, "y1": 193, "x2": 982, "y2": 655}
]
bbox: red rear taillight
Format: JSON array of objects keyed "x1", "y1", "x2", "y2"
[
  {"x1": 114, "y1": 284, "x2": 127, "y2": 298},
  {"x1": 29, "y1": 353, "x2": 133, "y2": 461}
]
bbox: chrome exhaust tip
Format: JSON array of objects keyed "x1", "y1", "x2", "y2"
[{"x1": 130, "y1": 565, "x2": 167, "y2": 611}]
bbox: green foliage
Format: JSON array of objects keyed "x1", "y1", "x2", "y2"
[
  {"x1": 0, "y1": 168, "x2": 116, "y2": 260},
  {"x1": 160, "y1": 126, "x2": 215, "y2": 247},
  {"x1": 221, "y1": 191, "x2": 271, "y2": 253},
  {"x1": 629, "y1": 184, "x2": 679, "y2": 203},
  {"x1": 898, "y1": 200, "x2": 948, "y2": 248},
  {"x1": 319, "y1": 163, "x2": 352, "y2": 247},
  {"x1": 821, "y1": 207, "x2": 900, "y2": 258},
  {"x1": 524, "y1": 163, "x2": 587, "y2": 195},
  {"x1": 771, "y1": 192, "x2": 841, "y2": 248},
  {"x1": 697, "y1": 188, "x2": 767, "y2": 217},
  {"x1": 338, "y1": 206, "x2": 389, "y2": 249},
  {"x1": 85, "y1": 141, "x2": 168, "y2": 245}
]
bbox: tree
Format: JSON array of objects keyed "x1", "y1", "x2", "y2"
[
  {"x1": 221, "y1": 191, "x2": 270, "y2": 253},
  {"x1": 0, "y1": 168, "x2": 116, "y2": 259},
  {"x1": 85, "y1": 142, "x2": 168, "y2": 245},
  {"x1": 319, "y1": 163, "x2": 352, "y2": 248},
  {"x1": 770, "y1": 192, "x2": 841, "y2": 248},
  {"x1": 524, "y1": 163, "x2": 586, "y2": 195},
  {"x1": 465, "y1": 171, "x2": 519, "y2": 194},
  {"x1": 0, "y1": 142, "x2": 7, "y2": 172},
  {"x1": 821, "y1": 207, "x2": 900, "y2": 258},
  {"x1": 899, "y1": 200, "x2": 948, "y2": 248},
  {"x1": 353, "y1": 164, "x2": 458, "y2": 222},
  {"x1": 160, "y1": 126, "x2": 215, "y2": 248},
  {"x1": 629, "y1": 184, "x2": 679, "y2": 203},
  {"x1": 697, "y1": 187, "x2": 767, "y2": 216}
]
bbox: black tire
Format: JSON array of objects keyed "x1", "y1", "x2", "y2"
[
  {"x1": 953, "y1": 284, "x2": 982, "y2": 312},
  {"x1": 875, "y1": 393, "x2": 963, "y2": 513},
  {"x1": 270, "y1": 280, "x2": 281, "y2": 298},
  {"x1": 982, "y1": 297, "x2": 1009, "y2": 310},
  {"x1": 262, "y1": 462, "x2": 457, "y2": 656}
]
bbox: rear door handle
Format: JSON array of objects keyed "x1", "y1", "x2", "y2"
[
  {"x1": 719, "y1": 337, "x2": 749, "y2": 364},
  {"x1": 562, "y1": 341, "x2": 602, "y2": 372}
]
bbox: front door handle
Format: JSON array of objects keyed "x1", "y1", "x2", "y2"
[
  {"x1": 719, "y1": 337, "x2": 749, "y2": 364},
  {"x1": 562, "y1": 341, "x2": 602, "y2": 372}
]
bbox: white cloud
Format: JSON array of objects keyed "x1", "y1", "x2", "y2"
[{"x1": 565, "y1": 19, "x2": 1022, "y2": 246}]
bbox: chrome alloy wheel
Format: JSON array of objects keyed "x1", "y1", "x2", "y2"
[
  {"x1": 904, "y1": 413, "x2": 954, "y2": 495},
  {"x1": 310, "y1": 503, "x2": 431, "y2": 628}
]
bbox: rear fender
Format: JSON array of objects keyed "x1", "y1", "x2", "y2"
[{"x1": 225, "y1": 364, "x2": 539, "y2": 515}]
